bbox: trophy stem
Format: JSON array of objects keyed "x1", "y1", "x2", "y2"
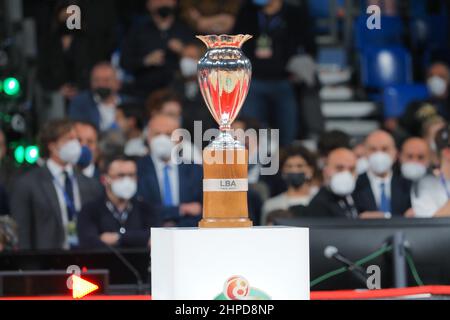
[{"x1": 208, "y1": 125, "x2": 244, "y2": 150}]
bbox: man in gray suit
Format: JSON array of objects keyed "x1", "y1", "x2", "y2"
[{"x1": 11, "y1": 119, "x2": 103, "y2": 250}]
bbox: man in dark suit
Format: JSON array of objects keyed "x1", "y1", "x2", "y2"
[
  {"x1": 120, "y1": 0, "x2": 194, "y2": 98},
  {"x1": 353, "y1": 130, "x2": 412, "y2": 218},
  {"x1": 74, "y1": 121, "x2": 101, "y2": 180},
  {"x1": 68, "y1": 62, "x2": 130, "y2": 132},
  {"x1": 77, "y1": 155, "x2": 160, "y2": 249},
  {"x1": 137, "y1": 114, "x2": 203, "y2": 227},
  {"x1": 306, "y1": 148, "x2": 359, "y2": 218},
  {"x1": 11, "y1": 119, "x2": 102, "y2": 250}
]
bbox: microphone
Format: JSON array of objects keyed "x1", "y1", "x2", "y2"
[
  {"x1": 103, "y1": 243, "x2": 144, "y2": 294},
  {"x1": 324, "y1": 246, "x2": 368, "y2": 285}
]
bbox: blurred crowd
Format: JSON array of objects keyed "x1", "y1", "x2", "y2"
[{"x1": 1, "y1": 0, "x2": 450, "y2": 252}]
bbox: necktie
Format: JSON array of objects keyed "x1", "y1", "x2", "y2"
[
  {"x1": 63, "y1": 171, "x2": 76, "y2": 221},
  {"x1": 379, "y1": 182, "x2": 391, "y2": 213},
  {"x1": 163, "y1": 165, "x2": 173, "y2": 206}
]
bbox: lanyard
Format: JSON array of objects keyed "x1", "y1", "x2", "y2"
[
  {"x1": 106, "y1": 201, "x2": 132, "y2": 234},
  {"x1": 440, "y1": 174, "x2": 450, "y2": 199},
  {"x1": 338, "y1": 196, "x2": 358, "y2": 219}
]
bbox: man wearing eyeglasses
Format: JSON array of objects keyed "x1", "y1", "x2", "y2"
[{"x1": 77, "y1": 155, "x2": 160, "y2": 248}]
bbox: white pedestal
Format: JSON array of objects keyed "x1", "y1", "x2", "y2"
[{"x1": 151, "y1": 226, "x2": 309, "y2": 300}]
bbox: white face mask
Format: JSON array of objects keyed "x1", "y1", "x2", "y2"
[
  {"x1": 58, "y1": 139, "x2": 82, "y2": 164},
  {"x1": 368, "y1": 151, "x2": 393, "y2": 175},
  {"x1": 180, "y1": 57, "x2": 198, "y2": 78},
  {"x1": 427, "y1": 76, "x2": 447, "y2": 97},
  {"x1": 401, "y1": 162, "x2": 427, "y2": 181},
  {"x1": 356, "y1": 157, "x2": 369, "y2": 175},
  {"x1": 329, "y1": 171, "x2": 356, "y2": 196},
  {"x1": 110, "y1": 177, "x2": 137, "y2": 200},
  {"x1": 150, "y1": 134, "x2": 174, "y2": 161}
]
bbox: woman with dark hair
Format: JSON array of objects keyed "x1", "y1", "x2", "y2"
[{"x1": 261, "y1": 144, "x2": 319, "y2": 224}]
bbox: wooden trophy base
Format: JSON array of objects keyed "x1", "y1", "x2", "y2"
[{"x1": 200, "y1": 148, "x2": 253, "y2": 228}]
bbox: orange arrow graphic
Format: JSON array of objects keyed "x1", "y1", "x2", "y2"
[{"x1": 71, "y1": 275, "x2": 99, "y2": 299}]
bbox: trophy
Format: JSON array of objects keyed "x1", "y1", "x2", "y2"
[{"x1": 196, "y1": 34, "x2": 253, "y2": 228}]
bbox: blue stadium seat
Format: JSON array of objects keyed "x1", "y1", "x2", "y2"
[
  {"x1": 354, "y1": 15, "x2": 404, "y2": 50},
  {"x1": 360, "y1": 46, "x2": 413, "y2": 90},
  {"x1": 318, "y1": 47, "x2": 347, "y2": 69},
  {"x1": 383, "y1": 84, "x2": 430, "y2": 119},
  {"x1": 308, "y1": 0, "x2": 331, "y2": 18}
]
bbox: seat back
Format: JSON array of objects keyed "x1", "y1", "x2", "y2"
[
  {"x1": 360, "y1": 46, "x2": 412, "y2": 89},
  {"x1": 383, "y1": 84, "x2": 429, "y2": 118}
]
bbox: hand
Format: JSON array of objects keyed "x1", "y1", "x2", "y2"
[
  {"x1": 188, "y1": 8, "x2": 201, "y2": 21},
  {"x1": 359, "y1": 211, "x2": 386, "y2": 219},
  {"x1": 433, "y1": 200, "x2": 450, "y2": 217},
  {"x1": 196, "y1": 14, "x2": 235, "y2": 34},
  {"x1": 167, "y1": 39, "x2": 184, "y2": 55},
  {"x1": 404, "y1": 208, "x2": 416, "y2": 218},
  {"x1": 100, "y1": 232, "x2": 120, "y2": 245},
  {"x1": 143, "y1": 49, "x2": 165, "y2": 66},
  {"x1": 60, "y1": 84, "x2": 78, "y2": 99},
  {"x1": 180, "y1": 202, "x2": 202, "y2": 216}
]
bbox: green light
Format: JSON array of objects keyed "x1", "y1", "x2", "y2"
[
  {"x1": 3, "y1": 77, "x2": 20, "y2": 96},
  {"x1": 25, "y1": 146, "x2": 39, "y2": 164},
  {"x1": 14, "y1": 146, "x2": 25, "y2": 164}
]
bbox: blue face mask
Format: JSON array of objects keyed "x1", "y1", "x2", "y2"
[
  {"x1": 253, "y1": 0, "x2": 270, "y2": 7},
  {"x1": 77, "y1": 145, "x2": 93, "y2": 169}
]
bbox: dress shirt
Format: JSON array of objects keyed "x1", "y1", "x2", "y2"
[
  {"x1": 412, "y1": 174, "x2": 449, "y2": 218},
  {"x1": 47, "y1": 159, "x2": 82, "y2": 248},
  {"x1": 367, "y1": 170, "x2": 392, "y2": 209},
  {"x1": 151, "y1": 154, "x2": 180, "y2": 205}
]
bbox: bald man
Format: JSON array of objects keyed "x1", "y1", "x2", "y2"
[
  {"x1": 400, "y1": 138, "x2": 430, "y2": 182},
  {"x1": 69, "y1": 62, "x2": 129, "y2": 132},
  {"x1": 353, "y1": 130, "x2": 412, "y2": 218},
  {"x1": 305, "y1": 148, "x2": 360, "y2": 218},
  {"x1": 136, "y1": 114, "x2": 203, "y2": 227}
]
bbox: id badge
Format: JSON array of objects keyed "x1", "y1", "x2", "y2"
[
  {"x1": 67, "y1": 220, "x2": 79, "y2": 247},
  {"x1": 255, "y1": 34, "x2": 273, "y2": 59}
]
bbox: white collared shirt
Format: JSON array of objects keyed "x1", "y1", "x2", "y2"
[
  {"x1": 96, "y1": 95, "x2": 122, "y2": 132},
  {"x1": 47, "y1": 159, "x2": 82, "y2": 247},
  {"x1": 82, "y1": 163, "x2": 96, "y2": 178},
  {"x1": 412, "y1": 174, "x2": 449, "y2": 218},
  {"x1": 367, "y1": 170, "x2": 392, "y2": 209},
  {"x1": 151, "y1": 155, "x2": 180, "y2": 205}
]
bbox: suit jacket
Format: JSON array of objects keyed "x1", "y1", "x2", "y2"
[
  {"x1": 11, "y1": 165, "x2": 103, "y2": 250},
  {"x1": 77, "y1": 194, "x2": 161, "y2": 249},
  {"x1": 353, "y1": 172, "x2": 412, "y2": 217},
  {"x1": 68, "y1": 90, "x2": 131, "y2": 130},
  {"x1": 137, "y1": 156, "x2": 203, "y2": 227},
  {"x1": 305, "y1": 187, "x2": 359, "y2": 218}
]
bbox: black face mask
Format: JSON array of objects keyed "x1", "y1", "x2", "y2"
[
  {"x1": 283, "y1": 172, "x2": 307, "y2": 189},
  {"x1": 93, "y1": 87, "x2": 113, "y2": 101},
  {"x1": 156, "y1": 6, "x2": 175, "y2": 18}
]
